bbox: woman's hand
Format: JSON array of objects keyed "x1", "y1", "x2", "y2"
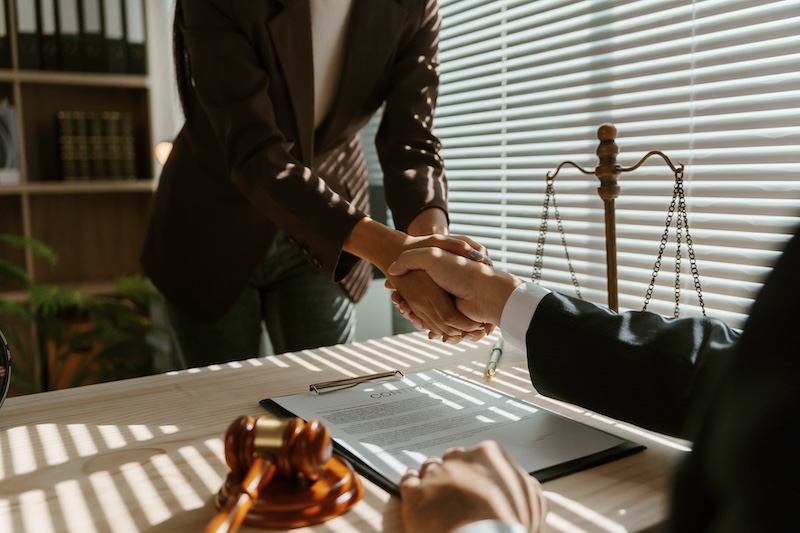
[
  {"x1": 385, "y1": 241, "x2": 495, "y2": 342},
  {"x1": 387, "y1": 246, "x2": 522, "y2": 328},
  {"x1": 382, "y1": 233, "x2": 491, "y2": 339},
  {"x1": 400, "y1": 440, "x2": 548, "y2": 533},
  {"x1": 345, "y1": 216, "x2": 494, "y2": 340}
]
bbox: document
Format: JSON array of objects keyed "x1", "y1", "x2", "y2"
[{"x1": 261, "y1": 369, "x2": 644, "y2": 495}]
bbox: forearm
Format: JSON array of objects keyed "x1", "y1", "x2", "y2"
[{"x1": 343, "y1": 217, "x2": 407, "y2": 272}]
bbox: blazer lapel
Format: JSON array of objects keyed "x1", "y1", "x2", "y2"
[
  {"x1": 316, "y1": 0, "x2": 409, "y2": 152},
  {"x1": 268, "y1": 0, "x2": 315, "y2": 162}
]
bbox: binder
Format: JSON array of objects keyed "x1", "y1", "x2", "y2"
[
  {"x1": 0, "y1": 0, "x2": 10, "y2": 69},
  {"x1": 79, "y1": 0, "x2": 104, "y2": 72},
  {"x1": 38, "y1": 0, "x2": 60, "y2": 70},
  {"x1": 122, "y1": 0, "x2": 145, "y2": 74},
  {"x1": 57, "y1": 0, "x2": 82, "y2": 71},
  {"x1": 16, "y1": 0, "x2": 42, "y2": 70},
  {"x1": 102, "y1": 0, "x2": 126, "y2": 72},
  {"x1": 261, "y1": 368, "x2": 646, "y2": 496}
]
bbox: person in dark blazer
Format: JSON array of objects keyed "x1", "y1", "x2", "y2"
[
  {"x1": 141, "y1": 0, "x2": 490, "y2": 366},
  {"x1": 388, "y1": 225, "x2": 800, "y2": 532}
]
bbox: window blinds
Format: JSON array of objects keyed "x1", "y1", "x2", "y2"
[{"x1": 431, "y1": 0, "x2": 800, "y2": 328}]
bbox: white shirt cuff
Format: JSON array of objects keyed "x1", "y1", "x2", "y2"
[
  {"x1": 499, "y1": 281, "x2": 550, "y2": 356},
  {"x1": 453, "y1": 519, "x2": 529, "y2": 533}
]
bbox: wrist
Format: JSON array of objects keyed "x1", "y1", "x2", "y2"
[
  {"x1": 344, "y1": 217, "x2": 407, "y2": 272},
  {"x1": 407, "y1": 207, "x2": 448, "y2": 236},
  {"x1": 484, "y1": 270, "x2": 524, "y2": 326}
]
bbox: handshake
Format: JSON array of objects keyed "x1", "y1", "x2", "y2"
[{"x1": 382, "y1": 233, "x2": 524, "y2": 344}]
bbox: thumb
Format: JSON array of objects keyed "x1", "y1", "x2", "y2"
[{"x1": 387, "y1": 261, "x2": 409, "y2": 276}]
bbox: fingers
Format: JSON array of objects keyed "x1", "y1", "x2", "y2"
[
  {"x1": 387, "y1": 270, "x2": 483, "y2": 337},
  {"x1": 400, "y1": 442, "x2": 547, "y2": 533},
  {"x1": 420, "y1": 456, "x2": 443, "y2": 475},
  {"x1": 388, "y1": 247, "x2": 445, "y2": 277},
  {"x1": 390, "y1": 274, "x2": 494, "y2": 342}
]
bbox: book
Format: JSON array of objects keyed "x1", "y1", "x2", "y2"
[
  {"x1": 118, "y1": 111, "x2": 136, "y2": 179},
  {"x1": 57, "y1": 110, "x2": 137, "y2": 180},
  {"x1": 86, "y1": 111, "x2": 106, "y2": 178},
  {"x1": 261, "y1": 369, "x2": 645, "y2": 496},
  {"x1": 56, "y1": 111, "x2": 90, "y2": 180}
]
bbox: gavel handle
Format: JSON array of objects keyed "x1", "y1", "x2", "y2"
[{"x1": 206, "y1": 457, "x2": 276, "y2": 533}]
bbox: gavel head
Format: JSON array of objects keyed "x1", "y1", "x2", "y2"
[{"x1": 223, "y1": 415, "x2": 332, "y2": 482}]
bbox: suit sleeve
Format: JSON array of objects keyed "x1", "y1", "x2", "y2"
[
  {"x1": 378, "y1": 0, "x2": 449, "y2": 232},
  {"x1": 525, "y1": 293, "x2": 740, "y2": 438}
]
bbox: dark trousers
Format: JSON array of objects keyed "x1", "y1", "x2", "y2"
[{"x1": 165, "y1": 233, "x2": 356, "y2": 368}]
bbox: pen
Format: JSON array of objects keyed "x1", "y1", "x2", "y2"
[{"x1": 486, "y1": 337, "x2": 504, "y2": 378}]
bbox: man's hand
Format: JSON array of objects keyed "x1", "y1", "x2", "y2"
[
  {"x1": 344, "y1": 217, "x2": 495, "y2": 340},
  {"x1": 382, "y1": 234, "x2": 491, "y2": 339},
  {"x1": 400, "y1": 440, "x2": 547, "y2": 533},
  {"x1": 388, "y1": 247, "x2": 522, "y2": 328}
]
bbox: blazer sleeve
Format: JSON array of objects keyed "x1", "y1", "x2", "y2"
[
  {"x1": 378, "y1": 0, "x2": 449, "y2": 232},
  {"x1": 178, "y1": 1, "x2": 366, "y2": 281},
  {"x1": 525, "y1": 293, "x2": 740, "y2": 438}
]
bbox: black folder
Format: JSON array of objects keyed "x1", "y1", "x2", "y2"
[
  {"x1": 57, "y1": 0, "x2": 83, "y2": 72},
  {"x1": 79, "y1": 0, "x2": 105, "y2": 72},
  {"x1": 260, "y1": 369, "x2": 646, "y2": 497},
  {"x1": 122, "y1": 0, "x2": 145, "y2": 74},
  {"x1": 0, "y1": 0, "x2": 11, "y2": 69},
  {"x1": 38, "y1": 0, "x2": 60, "y2": 70},
  {"x1": 102, "y1": 0, "x2": 126, "y2": 72},
  {"x1": 16, "y1": 0, "x2": 42, "y2": 70}
]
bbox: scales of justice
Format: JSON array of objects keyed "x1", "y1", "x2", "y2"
[
  {"x1": 533, "y1": 122, "x2": 706, "y2": 317},
  {"x1": 204, "y1": 124, "x2": 706, "y2": 533}
]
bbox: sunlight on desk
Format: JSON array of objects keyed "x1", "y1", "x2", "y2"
[{"x1": 0, "y1": 332, "x2": 680, "y2": 532}]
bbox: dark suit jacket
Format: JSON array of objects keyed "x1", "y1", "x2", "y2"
[
  {"x1": 141, "y1": 0, "x2": 448, "y2": 322},
  {"x1": 525, "y1": 226, "x2": 800, "y2": 531}
]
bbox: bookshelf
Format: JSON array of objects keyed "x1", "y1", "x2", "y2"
[{"x1": 0, "y1": 0, "x2": 158, "y2": 392}]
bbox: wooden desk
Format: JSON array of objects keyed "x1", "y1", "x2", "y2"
[{"x1": 0, "y1": 332, "x2": 686, "y2": 532}]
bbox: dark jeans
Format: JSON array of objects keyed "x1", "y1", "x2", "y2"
[{"x1": 165, "y1": 233, "x2": 356, "y2": 368}]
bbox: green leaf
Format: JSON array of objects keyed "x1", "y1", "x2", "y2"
[{"x1": 0, "y1": 234, "x2": 58, "y2": 266}]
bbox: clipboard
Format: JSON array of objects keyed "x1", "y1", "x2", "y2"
[{"x1": 260, "y1": 369, "x2": 645, "y2": 496}]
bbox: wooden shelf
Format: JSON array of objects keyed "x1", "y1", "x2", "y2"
[
  {"x1": 0, "y1": 0, "x2": 156, "y2": 394},
  {"x1": 0, "y1": 179, "x2": 156, "y2": 195},
  {"x1": 0, "y1": 69, "x2": 149, "y2": 89}
]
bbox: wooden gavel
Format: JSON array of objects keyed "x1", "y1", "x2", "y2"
[{"x1": 206, "y1": 415, "x2": 362, "y2": 532}]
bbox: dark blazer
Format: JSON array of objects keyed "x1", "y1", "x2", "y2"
[
  {"x1": 141, "y1": 0, "x2": 448, "y2": 322},
  {"x1": 525, "y1": 226, "x2": 800, "y2": 531}
]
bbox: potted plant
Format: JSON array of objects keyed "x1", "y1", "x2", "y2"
[{"x1": 0, "y1": 233, "x2": 167, "y2": 392}]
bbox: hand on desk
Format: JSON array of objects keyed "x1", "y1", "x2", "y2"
[{"x1": 400, "y1": 440, "x2": 547, "y2": 533}]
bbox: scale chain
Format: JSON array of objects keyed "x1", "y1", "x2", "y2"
[{"x1": 642, "y1": 169, "x2": 706, "y2": 317}]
